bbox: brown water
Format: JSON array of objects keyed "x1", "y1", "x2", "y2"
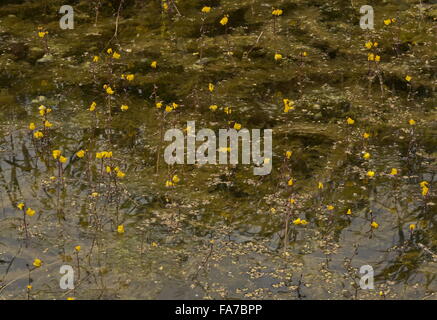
[{"x1": 0, "y1": 0, "x2": 436, "y2": 300}]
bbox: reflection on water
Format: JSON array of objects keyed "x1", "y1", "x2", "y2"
[{"x1": 0, "y1": 0, "x2": 435, "y2": 299}]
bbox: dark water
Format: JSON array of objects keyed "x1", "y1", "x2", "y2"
[{"x1": 0, "y1": 0, "x2": 435, "y2": 299}]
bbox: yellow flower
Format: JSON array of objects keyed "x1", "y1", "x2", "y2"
[
  {"x1": 201, "y1": 6, "x2": 211, "y2": 13},
  {"x1": 117, "y1": 225, "x2": 125, "y2": 234},
  {"x1": 75, "y1": 150, "x2": 85, "y2": 158},
  {"x1": 233, "y1": 123, "x2": 242, "y2": 130},
  {"x1": 367, "y1": 171, "x2": 375, "y2": 177},
  {"x1": 106, "y1": 86, "x2": 114, "y2": 95},
  {"x1": 121, "y1": 104, "x2": 129, "y2": 111},
  {"x1": 421, "y1": 186, "x2": 429, "y2": 196},
  {"x1": 283, "y1": 99, "x2": 295, "y2": 112},
  {"x1": 17, "y1": 203, "x2": 25, "y2": 210},
  {"x1": 300, "y1": 219, "x2": 308, "y2": 225},
  {"x1": 116, "y1": 170, "x2": 126, "y2": 179},
  {"x1": 270, "y1": 208, "x2": 276, "y2": 214},
  {"x1": 405, "y1": 75, "x2": 412, "y2": 82},
  {"x1": 93, "y1": 56, "x2": 99, "y2": 62},
  {"x1": 165, "y1": 180, "x2": 174, "y2": 187},
  {"x1": 286, "y1": 151, "x2": 292, "y2": 159},
  {"x1": 38, "y1": 31, "x2": 48, "y2": 38},
  {"x1": 287, "y1": 178, "x2": 293, "y2": 186},
  {"x1": 293, "y1": 218, "x2": 302, "y2": 225},
  {"x1": 44, "y1": 120, "x2": 52, "y2": 128},
  {"x1": 106, "y1": 166, "x2": 111, "y2": 173},
  {"x1": 74, "y1": 245, "x2": 81, "y2": 252},
  {"x1": 52, "y1": 150, "x2": 61, "y2": 160},
  {"x1": 272, "y1": 9, "x2": 283, "y2": 16},
  {"x1": 327, "y1": 205, "x2": 334, "y2": 211},
  {"x1": 302, "y1": 51, "x2": 308, "y2": 57},
  {"x1": 373, "y1": 42, "x2": 378, "y2": 47},
  {"x1": 34, "y1": 131, "x2": 44, "y2": 139},
  {"x1": 156, "y1": 102, "x2": 163, "y2": 109},
  {"x1": 368, "y1": 53, "x2": 374, "y2": 61},
  {"x1": 33, "y1": 258, "x2": 42, "y2": 268},
  {"x1": 172, "y1": 102, "x2": 179, "y2": 109},
  {"x1": 419, "y1": 181, "x2": 429, "y2": 188},
  {"x1": 346, "y1": 209, "x2": 352, "y2": 215},
  {"x1": 274, "y1": 53, "x2": 282, "y2": 61},
  {"x1": 375, "y1": 55, "x2": 380, "y2": 62},
  {"x1": 172, "y1": 175, "x2": 180, "y2": 183},
  {"x1": 29, "y1": 123, "x2": 36, "y2": 130},
  {"x1": 67, "y1": 297, "x2": 75, "y2": 300},
  {"x1": 209, "y1": 105, "x2": 218, "y2": 111},
  {"x1": 151, "y1": 61, "x2": 157, "y2": 68},
  {"x1": 409, "y1": 224, "x2": 416, "y2": 231},
  {"x1": 91, "y1": 192, "x2": 99, "y2": 198},
  {"x1": 220, "y1": 15, "x2": 229, "y2": 26},
  {"x1": 363, "y1": 132, "x2": 370, "y2": 139},
  {"x1": 224, "y1": 107, "x2": 232, "y2": 115},
  {"x1": 318, "y1": 182, "x2": 323, "y2": 189},
  {"x1": 89, "y1": 102, "x2": 96, "y2": 111},
  {"x1": 126, "y1": 74, "x2": 134, "y2": 81},
  {"x1": 107, "y1": 48, "x2": 113, "y2": 54},
  {"x1": 365, "y1": 41, "x2": 373, "y2": 49},
  {"x1": 408, "y1": 119, "x2": 416, "y2": 125},
  {"x1": 363, "y1": 152, "x2": 371, "y2": 160},
  {"x1": 59, "y1": 156, "x2": 67, "y2": 163},
  {"x1": 112, "y1": 52, "x2": 121, "y2": 59},
  {"x1": 383, "y1": 19, "x2": 392, "y2": 25},
  {"x1": 26, "y1": 208, "x2": 36, "y2": 216},
  {"x1": 346, "y1": 117, "x2": 355, "y2": 125},
  {"x1": 371, "y1": 221, "x2": 379, "y2": 229},
  {"x1": 390, "y1": 168, "x2": 398, "y2": 175},
  {"x1": 27, "y1": 285, "x2": 32, "y2": 290},
  {"x1": 208, "y1": 83, "x2": 214, "y2": 92},
  {"x1": 165, "y1": 105, "x2": 173, "y2": 113},
  {"x1": 289, "y1": 199, "x2": 296, "y2": 204}
]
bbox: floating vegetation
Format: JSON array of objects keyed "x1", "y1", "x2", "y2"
[{"x1": 0, "y1": 0, "x2": 435, "y2": 300}]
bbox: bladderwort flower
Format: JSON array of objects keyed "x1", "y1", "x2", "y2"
[
  {"x1": 201, "y1": 6, "x2": 211, "y2": 13},
  {"x1": 26, "y1": 208, "x2": 36, "y2": 217},
  {"x1": 363, "y1": 152, "x2": 371, "y2": 160},
  {"x1": 172, "y1": 175, "x2": 180, "y2": 183},
  {"x1": 89, "y1": 101, "x2": 96, "y2": 111},
  {"x1": 33, "y1": 258, "x2": 42, "y2": 268},
  {"x1": 52, "y1": 150, "x2": 61, "y2": 160},
  {"x1": 346, "y1": 209, "x2": 352, "y2": 215},
  {"x1": 274, "y1": 53, "x2": 283, "y2": 61},
  {"x1": 390, "y1": 168, "x2": 398, "y2": 175},
  {"x1": 76, "y1": 150, "x2": 85, "y2": 158},
  {"x1": 220, "y1": 15, "x2": 229, "y2": 26},
  {"x1": 408, "y1": 119, "x2": 416, "y2": 125},
  {"x1": 151, "y1": 61, "x2": 157, "y2": 69},
  {"x1": 371, "y1": 221, "x2": 379, "y2": 229},
  {"x1": 208, "y1": 83, "x2": 214, "y2": 92},
  {"x1": 29, "y1": 123, "x2": 36, "y2": 130},
  {"x1": 283, "y1": 99, "x2": 295, "y2": 113},
  {"x1": 363, "y1": 132, "x2": 370, "y2": 139},
  {"x1": 121, "y1": 104, "x2": 129, "y2": 111},
  {"x1": 233, "y1": 123, "x2": 242, "y2": 130},
  {"x1": 209, "y1": 105, "x2": 218, "y2": 111},
  {"x1": 272, "y1": 9, "x2": 283, "y2": 16},
  {"x1": 112, "y1": 52, "x2": 121, "y2": 59},
  {"x1": 346, "y1": 117, "x2": 355, "y2": 125},
  {"x1": 367, "y1": 171, "x2": 375, "y2": 177},
  {"x1": 286, "y1": 151, "x2": 292, "y2": 159},
  {"x1": 405, "y1": 75, "x2": 412, "y2": 82},
  {"x1": 33, "y1": 131, "x2": 44, "y2": 139},
  {"x1": 117, "y1": 225, "x2": 125, "y2": 234}
]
